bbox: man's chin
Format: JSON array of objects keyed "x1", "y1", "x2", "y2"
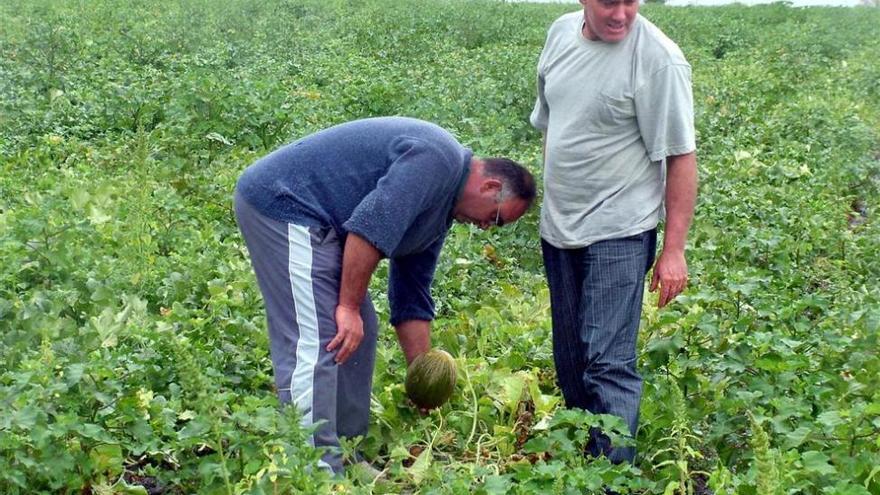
[{"x1": 602, "y1": 26, "x2": 631, "y2": 42}]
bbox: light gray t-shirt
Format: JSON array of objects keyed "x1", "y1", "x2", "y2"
[{"x1": 531, "y1": 12, "x2": 696, "y2": 249}]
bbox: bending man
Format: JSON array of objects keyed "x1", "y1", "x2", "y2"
[{"x1": 234, "y1": 116, "x2": 536, "y2": 473}]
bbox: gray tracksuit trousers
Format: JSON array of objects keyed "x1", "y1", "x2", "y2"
[{"x1": 234, "y1": 191, "x2": 378, "y2": 474}]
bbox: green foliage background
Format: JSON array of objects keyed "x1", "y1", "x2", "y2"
[{"x1": 1, "y1": 0, "x2": 878, "y2": 493}]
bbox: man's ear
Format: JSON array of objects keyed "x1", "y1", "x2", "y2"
[{"x1": 478, "y1": 178, "x2": 503, "y2": 196}]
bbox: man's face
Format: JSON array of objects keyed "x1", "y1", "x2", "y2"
[
  {"x1": 580, "y1": 0, "x2": 639, "y2": 43},
  {"x1": 453, "y1": 194, "x2": 529, "y2": 231}
]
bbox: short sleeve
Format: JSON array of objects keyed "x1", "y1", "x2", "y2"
[
  {"x1": 530, "y1": 37, "x2": 551, "y2": 132},
  {"x1": 635, "y1": 64, "x2": 696, "y2": 162},
  {"x1": 343, "y1": 138, "x2": 453, "y2": 257},
  {"x1": 387, "y1": 235, "x2": 445, "y2": 326},
  {"x1": 530, "y1": 73, "x2": 549, "y2": 132}
]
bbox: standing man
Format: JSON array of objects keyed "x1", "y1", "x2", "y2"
[
  {"x1": 530, "y1": 0, "x2": 698, "y2": 463},
  {"x1": 234, "y1": 117, "x2": 536, "y2": 474}
]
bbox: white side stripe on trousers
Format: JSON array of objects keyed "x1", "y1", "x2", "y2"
[{"x1": 287, "y1": 224, "x2": 331, "y2": 471}]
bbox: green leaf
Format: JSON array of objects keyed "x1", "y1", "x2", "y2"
[
  {"x1": 802, "y1": 451, "x2": 836, "y2": 476},
  {"x1": 178, "y1": 417, "x2": 211, "y2": 440},
  {"x1": 118, "y1": 486, "x2": 149, "y2": 495},
  {"x1": 64, "y1": 363, "x2": 86, "y2": 387},
  {"x1": 407, "y1": 444, "x2": 433, "y2": 485},
  {"x1": 77, "y1": 423, "x2": 115, "y2": 443},
  {"x1": 89, "y1": 444, "x2": 123, "y2": 475},
  {"x1": 782, "y1": 426, "x2": 812, "y2": 449},
  {"x1": 865, "y1": 465, "x2": 880, "y2": 488},
  {"x1": 522, "y1": 437, "x2": 550, "y2": 453},
  {"x1": 497, "y1": 373, "x2": 527, "y2": 415},
  {"x1": 483, "y1": 474, "x2": 512, "y2": 495},
  {"x1": 755, "y1": 352, "x2": 786, "y2": 372},
  {"x1": 817, "y1": 410, "x2": 845, "y2": 431},
  {"x1": 824, "y1": 481, "x2": 872, "y2": 495},
  {"x1": 663, "y1": 480, "x2": 680, "y2": 495}
]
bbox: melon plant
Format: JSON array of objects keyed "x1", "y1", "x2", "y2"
[{"x1": 405, "y1": 349, "x2": 457, "y2": 409}]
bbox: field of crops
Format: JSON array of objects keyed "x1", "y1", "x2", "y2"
[{"x1": 2, "y1": 0, "x2": 879, "y2": 493}]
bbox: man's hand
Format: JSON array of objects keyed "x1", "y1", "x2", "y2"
[
  {"x1": 333, "y1": 233, "x2": 382, "y2": 364},
  {"x1": 328, "y1": 305, "x2": 364, "y2": 364},
  {"x1": 652, "y1": 151, "x2": 697, "y2": 309},
  {"x1": 650, "y1": 248, "x2": 688, "y2": 308}
]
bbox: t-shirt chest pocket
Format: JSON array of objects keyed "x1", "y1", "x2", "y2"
[{"x1": 592, "y1": 92, "x2": 636, "y2": 131}]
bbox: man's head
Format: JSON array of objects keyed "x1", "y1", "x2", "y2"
[
  {"x1": 453, "y1": 157, "x2": 536, "y2": 230},
  {"x1": 580, "y1": 0, "x2": 639, "y2": 43}
]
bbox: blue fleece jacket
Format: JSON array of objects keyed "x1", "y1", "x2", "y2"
[{"x1": 236, "y1": 117, "x2": 472, "y2": 325}]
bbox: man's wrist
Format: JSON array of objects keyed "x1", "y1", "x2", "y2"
[{"x1": 661, "y1": 245, "x2": 686, "y2": 256}]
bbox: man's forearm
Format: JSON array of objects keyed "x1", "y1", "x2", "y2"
[
  {"x1": 663, "y1": 152, "x2": 698, "y2": 252},
  {"x1": 339, "y1": 233, "x2": 382, "y2": 309},
  {"x1": 394, "y1": 319, "x2": 431, "y2": 365}
]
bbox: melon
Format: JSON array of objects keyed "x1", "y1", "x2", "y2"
[{"x1": 405, "y1": 349, "x2": 457, "y2": 409}]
